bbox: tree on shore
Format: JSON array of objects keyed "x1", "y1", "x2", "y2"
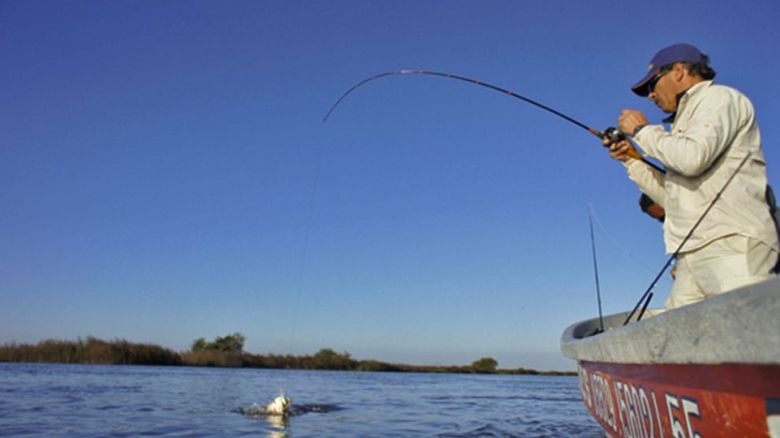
[
  {"x1": 312, "y1": 348, "x2": 355, "y2": 370},
  {"x1": 191, "y1": 332, "x2": 245, "y2": 353},
  {"x1": 471, "y1": 357, "x2": 498, "y2": 373}
]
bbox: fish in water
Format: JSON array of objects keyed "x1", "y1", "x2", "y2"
[
  {"x1": 238, "y1": 394, "x2": 293, "y2": 417},
  {"x1": 238, "y1": 396, "x2": 342, "y2": 420},
  {"x1": 265, "y1": 394, "x2": 292, "y2": 416}
]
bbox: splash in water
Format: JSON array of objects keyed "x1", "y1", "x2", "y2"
[
  {"x1": 265, "y1": 394, "x2": 292, "y2": 416},
  {"x1": 238, "y1": 393, "x2": 342, "y2": 419},
  {"x1": 239, "y1": 393, "x2": 292, "y2": 417}
]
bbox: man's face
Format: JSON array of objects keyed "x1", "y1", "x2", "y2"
[{"x1": 647, "y1": 65, "x2": 680, "y2": 114}]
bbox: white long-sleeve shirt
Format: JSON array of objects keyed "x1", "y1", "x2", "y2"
[{"x1": 625, "y1": 80, "x2": 778, "y2": 254}]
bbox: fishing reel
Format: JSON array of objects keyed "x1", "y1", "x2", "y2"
[{"x1": 600, "y1": 127, "x2": 627, "y2": 145}]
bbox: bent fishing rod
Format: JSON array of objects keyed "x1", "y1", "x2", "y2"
[{"x1": 323, "y1": 69, "x2": 663, "y2": 173}]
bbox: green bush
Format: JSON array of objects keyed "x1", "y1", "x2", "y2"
[
  {"x1": 471, "y1": 357, "x2": 498, "y2": 373},
  {"x1": 190, "y1": 333, "x2": 245, "y2": 353}
]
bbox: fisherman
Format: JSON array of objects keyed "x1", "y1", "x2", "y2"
[{"x1": 607, "y1": 43, "x2": 778, "y2": 309}]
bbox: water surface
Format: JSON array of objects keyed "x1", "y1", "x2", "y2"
[{"x1": 0, "y1": 363, "x2": 604, "y2": 437}]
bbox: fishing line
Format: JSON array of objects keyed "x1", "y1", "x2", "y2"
[
  {"x1": 323, "y1": 69, "x2": 665, "y2": 173},
  {"x1": 588, "y1": 205, "x2": 661, "y2": 275},
  {"x1": 623, "y1": 152, "x2": 753, "y2": 325},
  {"x1": 282, "y1": 139, "x2": 325, "y2": 396}
]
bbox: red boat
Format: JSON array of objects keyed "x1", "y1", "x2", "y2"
[{"x1": 561, "y1": 278, "x2": 780, "y2": 438}]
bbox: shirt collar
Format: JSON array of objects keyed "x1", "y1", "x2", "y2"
[{"x1": 662, "y1": 80, "x2": 714, "y2": 124}]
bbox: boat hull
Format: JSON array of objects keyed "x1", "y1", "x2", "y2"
[
  {"x1": 561, "y1": 277, "x2": 780, "y2": 438},
  {"x1": 576, "y1": 360, "x2": 780, "y2": 438}
]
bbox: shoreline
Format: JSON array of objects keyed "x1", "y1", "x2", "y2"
[{"x1": 0, "y1": 337, "x2": 575, "y2": 376}]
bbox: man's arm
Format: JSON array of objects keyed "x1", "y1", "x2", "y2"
[
  {"x1": 623, "y1": 90, "x2": 747, "y2": 177},
  {"x1": 606, "y1": 139, "x2": 667, "y2": 207},
  {"x1": 626, "y1": 159, "x2": 667, "y2": 208}
]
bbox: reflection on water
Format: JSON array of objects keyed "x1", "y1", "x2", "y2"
[
  {"x1": 238, "y1": 401, "x2": 344, "y2": 438},
  {"x1": 236, "y1": 401, "x2": 290, "y2": 437},
  {"x1": 265, "y1": 414, "x2": 288, "y2": 438},
  {"x1": 239, "y1": 401, "x2": 346, "y2": 437}
]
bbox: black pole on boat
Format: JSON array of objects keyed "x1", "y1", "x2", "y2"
[
  {"x1": 623, "y1": 152, "x2": 753, "y2": 325},
  {"x1": 588, "y1": 205, "x2": 605, "y2": 333},
  {"x1": 636, "y1": 292, "x2": 653, "y2": 322}
]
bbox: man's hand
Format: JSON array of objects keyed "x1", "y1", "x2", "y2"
[
  {"x1": 605, "y1": 139, "x2": 639, "y2": 162},
  {"x1": 618, "y1": 110, "x2": 649, "y2": 136}
]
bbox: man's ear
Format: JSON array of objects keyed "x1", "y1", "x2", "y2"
[{"x1": 672, "y1": 63, "x2": 688, "y2": 82}]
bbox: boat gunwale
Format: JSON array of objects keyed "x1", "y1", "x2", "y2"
[{"x1": 560, "y1": 277, "x2": 780, "y2": 365}]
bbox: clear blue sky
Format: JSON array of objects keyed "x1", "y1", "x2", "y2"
[{"x1": 2, "y1": 1, "x2": 779, "y2": 371}]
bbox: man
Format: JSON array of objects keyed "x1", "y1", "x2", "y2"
[{"x1": 608, "y1": 43, "x2": 778, "y2": 309}]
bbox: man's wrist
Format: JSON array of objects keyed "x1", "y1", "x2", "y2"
[{"x1": 631, "y1": 124, "x2": 647, "y2": 137}]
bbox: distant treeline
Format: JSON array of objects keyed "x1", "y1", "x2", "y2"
[
  {"x1": 0, "y1": 335, "x2": 574, "y2": 376},
  {"x1": 0, "y1": 337, "x2": 181, "y2": 366}
]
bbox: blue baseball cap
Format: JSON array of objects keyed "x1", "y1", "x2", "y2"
[{"x1": 631, "y1": 43, "x2": 708, "y2": 96}]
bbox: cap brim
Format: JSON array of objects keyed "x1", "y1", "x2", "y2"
[{"x1": 631, "y1": 70, "x2": 656, "y2": 97}]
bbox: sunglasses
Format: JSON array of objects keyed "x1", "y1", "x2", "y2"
[{"x1": 647, "y1": 68, "x2": 671, "y2": 94}]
